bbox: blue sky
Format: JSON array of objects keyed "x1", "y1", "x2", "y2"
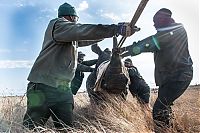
[{"x1": 0, "y1": 0, "x2": 199, "y2": 95}]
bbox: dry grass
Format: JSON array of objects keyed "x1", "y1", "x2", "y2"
[
  {"x1": 172, "y1": 86, "x2": 200, "y2": 132},
  {"x1": 0, "y1": 85, "x2": 199, "y2": 133}
]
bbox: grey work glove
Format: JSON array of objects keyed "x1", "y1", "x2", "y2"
[{"x1": 117, "y1": 23, "x2": 140, "y2": 37}]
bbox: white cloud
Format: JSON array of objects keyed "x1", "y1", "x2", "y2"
[
  {"x1": 0, "y1": 49, "x2": 11, "y2": 53},
  {"x1": 99, "y1": 11, "x2": 132, "y2": 23},
  {"x1": 101, "y1": 12, "x2": 120, "y2": 22},
  {"x1": 77, "y1": 1, "x2": 89, "y2": 12},
  {"x1": 0, "y1": 60, "x2": 33, "y2": 69},
  {"x1": 17, "y1": 3, "x2": 24, "y2": 7}
]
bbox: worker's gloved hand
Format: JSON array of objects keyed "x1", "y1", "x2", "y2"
[
  {"x1": 117, "y1": 23, "x2": 140, "y2": 37},
  {"x1": 132, "y1": 26, "x2": 141, "y2": 32}
]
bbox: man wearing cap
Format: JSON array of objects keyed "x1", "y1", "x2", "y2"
[
  {"x1": 120, "y1": 8, "x2": 193, "y2": 129},
  {"x1": 71, "y1": 51, "x2": 97, "y2": 95},
  {"x1": 23, "y1": 2, "x2": 138, "y2": 129},
  {"x1": 124, "y1": 58, "x2": 150, "y2": 106}
]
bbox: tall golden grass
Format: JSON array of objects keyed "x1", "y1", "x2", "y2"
[{"x1": 0, "y1": 85, "x2": 199, "y2": 133}]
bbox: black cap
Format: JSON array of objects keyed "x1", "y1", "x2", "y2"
[{"x1": 124, "y1": 58, "x2": 133, "y2": 64}]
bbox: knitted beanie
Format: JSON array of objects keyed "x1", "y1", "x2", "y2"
[
  {"x1": 153, "y1": 8, "x2": 175, "y2": 29},
  {"x1": 58, "y1": 3, "x2": 78, "y2": 17}
]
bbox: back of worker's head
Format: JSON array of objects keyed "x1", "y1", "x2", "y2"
[{"x1": 153, "y1": 8, "x2": 175, "y2": 29}]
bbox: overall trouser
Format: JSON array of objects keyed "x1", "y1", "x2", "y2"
[
  {"x1": 152, "y1": 80, "x2": 192, "y2": 127},
  {"x1": 23, "y1": 82, "x2": 74, "y2": 129}
]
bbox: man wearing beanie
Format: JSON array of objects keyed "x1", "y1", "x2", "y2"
[
  {"x1": 120, "y1": 8, "x2": 193, "y2": 131},
  {"x1": 23, "y1": 2, "x2": 138, "y2": 130}
]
